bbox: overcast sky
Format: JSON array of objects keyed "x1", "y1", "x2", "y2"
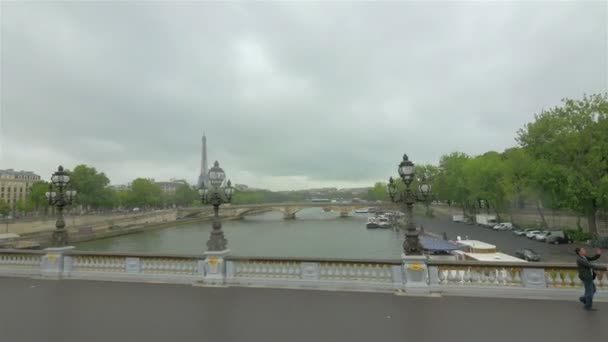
[{"x1": 1, "y1": 1, "x2": 606, "y2": 190}]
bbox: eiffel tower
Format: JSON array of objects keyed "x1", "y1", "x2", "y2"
[{"x1": 197, "y1": 134, "x2": 209, "y2": 188}]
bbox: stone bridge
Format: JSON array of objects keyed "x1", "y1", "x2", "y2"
[
  {"x1": 1, "y1": 249, "x2": 607, "y2": 341},
  {"x1": 178, "y1": 202, "x2": 397, "y2": 220}
]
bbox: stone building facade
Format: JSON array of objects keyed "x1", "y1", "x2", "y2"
[{"x1": 0, "y1": 169, "x2": 41, "y2": 208}]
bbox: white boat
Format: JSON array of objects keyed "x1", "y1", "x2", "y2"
[
  {"x1": 377, "y1": 215, "x2": 391, "y2": 229},
  {"x1": 355, "y1": 208, "x2": 369, "y2": 214},
  {"x1": 366, "y1": 217, "x2": 379, "y2": 229}
]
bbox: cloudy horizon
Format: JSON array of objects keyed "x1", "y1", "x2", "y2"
[{"x1": 1, "y1": 1, "x2": 606, "y2": 191}]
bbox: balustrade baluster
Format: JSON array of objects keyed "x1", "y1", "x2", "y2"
[
  {"x1": 438, "y1": 269, "x2": 446, "y2": 284},
  {"x1": 555, "y1": 272, "x2": 563, "y2": 287},
  {"x1": 462, "y1": 268, "x2": 471, "y2": 284}
]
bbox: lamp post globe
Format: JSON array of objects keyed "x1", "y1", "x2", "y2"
[
  {"x1": 224, "y1": 180, "x2": 234, "y2": 200},
  {"x1": 418, "y1": 177, "x2": 431, "y2": 197},
  {"x1": 208, "y1": 161, "x2": 226, "y2": 188},
  {"x1": 398, "y1": 154, "x2": 415, "y2": 185}
]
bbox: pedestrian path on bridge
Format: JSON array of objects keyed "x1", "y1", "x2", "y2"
[{"x1": 0, "y1": 277, "x2": 604, "y2": 342}]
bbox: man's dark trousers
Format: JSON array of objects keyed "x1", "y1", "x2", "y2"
[{"x1": 582, "y1": 279, "x2": 596, "y2": 309}]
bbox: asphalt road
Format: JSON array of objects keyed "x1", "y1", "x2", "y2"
[
  {"x1": 418, "y1": 215, "x2": 593, "y2": 262},
  {"x1": 0, "y1": 277, "x2": 605, "y2": 342}
]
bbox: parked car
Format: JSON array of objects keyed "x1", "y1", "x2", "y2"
[
  {"x1": 514, "y1": 229, "x2": 532, "y2": 236},
  {"x1": 545, "y1": 231, "x2": 573, "y2": 245},
  {"x1": 526, "y1": 230, "x2": 541, "y2": 239},
  {"x1": 531, "y1": 231, "x2": 547, "y2": 240},
  {"x1": 493, "y1": 222, "x2": 514, "y2": 231},
  {"x1": 515, "y1": 249, "x2": 541, "y2": 262},
  {"x1": 452, "y1": 215, "x2": 465, "y2": 223},
  {"x1": 534, "y1": 231, "x2": 550, "y2": 241}
]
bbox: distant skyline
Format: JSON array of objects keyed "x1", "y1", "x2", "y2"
[{"x1": 1, "y1": 2, "x2": 606, "y2": 191}]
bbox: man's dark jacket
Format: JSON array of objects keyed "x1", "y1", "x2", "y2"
[{"x1": 577, "y1": 254, "x2": 606, "y2": 281}]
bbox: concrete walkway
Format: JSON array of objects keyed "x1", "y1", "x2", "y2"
[{"x1": 0, "y1": 277, "x2": 605, "y2": 342}]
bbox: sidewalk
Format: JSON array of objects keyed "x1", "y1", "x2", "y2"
[{"x1": 0, "y1": 277, "x2": 605, "y2": 342}]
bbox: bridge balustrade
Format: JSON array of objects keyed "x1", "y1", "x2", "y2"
[{"x1": 0, "y1": 248, "x2": 606, "y2": 300}]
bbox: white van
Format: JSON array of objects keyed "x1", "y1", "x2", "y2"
[{"x1": 493, "y1": 222, "x2": 513, "y2": 231}]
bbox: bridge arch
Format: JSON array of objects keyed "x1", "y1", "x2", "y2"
[{"x1": 178, "y1": 202, "x2": 396, "y2": 220}]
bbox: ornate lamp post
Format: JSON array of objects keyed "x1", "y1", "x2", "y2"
[
  {"x1": 387, "y1": 154, "x2": 431, "y2": 256},
  {"x1": 199, "y1": 161, "x2": 234, "y2": 252},
  {"x1": 45, "y1": 166, "x2": 77, "y2": 247}
]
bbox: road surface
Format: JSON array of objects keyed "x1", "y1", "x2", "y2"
[{"x1": 0, "y1": 277, "x2": 605, "y2": 342}]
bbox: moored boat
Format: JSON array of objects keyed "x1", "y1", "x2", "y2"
[
  {"x1": 377, "y1": 215, "x2": 391, "y2": 229},
  {"x1": 366, "y1": 217, "x2": 379, "y2": 229}
]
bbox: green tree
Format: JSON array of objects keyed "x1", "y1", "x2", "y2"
[
  {"x1": 116, "y1": 189, "x2": 132, "y2": 208},
  {"x1": 129, "y1": 178, "x2": 163, "y2": 208},
  {"x1": 517, "y1": 93, "x2": 608, "y2": 235},
  {"x1": 68, "y1": 165, "x2": 113, "y2": 210},
  {"x1": 364, "y1": 182, "x2": 389, "y2": 202},
  {"x1": 15, "y1": 199, "x2": 33, "y2": 214},
  {"x1": 463, "y1": 152, "x2": 508, "y2": 220},
  {"x1": 434, "y1": 152, "x2": 472, "y2": 216},
  {"x1": 0, "y1": 199, "x2": 10, "y2": 217},
  {"x1": 173, "y1": 183, "x2": 198, "y2": 207},
  {"x1": 97, "y1": 187, "x2": 119, "y2": 210},
  {"x1": 232, "y1": 190, "x2": 266, "y2": 204},
  {"x1": 26, "y1": 181, "x2": 50, "y2": 214}
]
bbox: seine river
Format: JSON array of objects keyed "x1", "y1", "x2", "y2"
[{"x1": 76, "y1": 209, "x2": 405, "y2": 260}]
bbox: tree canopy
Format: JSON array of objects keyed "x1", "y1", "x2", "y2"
[
  {"x1": 371, "y1": 93, "x2": 608, "y2": 234},
  {"x1": 517, "y1": 93, "x2": 608, "y2": 234},
  {"x1": 68, "y1": 165, "x2": 115, "y2": 209}
]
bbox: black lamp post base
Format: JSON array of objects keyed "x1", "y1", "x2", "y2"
[
  {"x1": 403, "y1": 238, "x2": 424, "y2": 256},
  {"x1": 206, "y1": 230, "x2": 228, "y2": 252},
  {"x1": 51, "y1": 229, "x2": 70, "y2": 247}
]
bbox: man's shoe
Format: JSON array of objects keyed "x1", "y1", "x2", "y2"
[
  {"x1": 579, "y1": 297, "x2": 586, "y2": 304},
  {"x1": 584, "y1": 307, "x2": 597, "y2": 311}
]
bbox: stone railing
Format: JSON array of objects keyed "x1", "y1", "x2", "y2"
[
  {"x1": 226, "y1": 256, "x2": 401, "y2": 290},
  {"x1": 63, "y1": 251, "x2": 204, "y2": 284},
  {"x1": 426, "y1": 260, "x2": 607, "y2": 299},
  {"x1": 0, "y1": 248, "x2": 606, "y2": 300},
  {"x1": 0, "y1": 250, "x2": 45, "y2": 276}
]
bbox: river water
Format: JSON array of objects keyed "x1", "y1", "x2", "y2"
[{"x1": 76, "y1": 209, "x2": 404, "y2": 260}]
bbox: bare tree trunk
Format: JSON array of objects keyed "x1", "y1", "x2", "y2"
[
  {"x1": 536, "y1": 199, "x2": 548, "y2": 229},
  {"x1": 585, "y1": 199, "x2": 599, "y2": 236},
  {"x1": 588, "y1": 211, "x2": 598, "y2": 236}
]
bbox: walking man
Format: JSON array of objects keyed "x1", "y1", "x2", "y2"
[{"x1": 576, "y1": 247, "x2": 607, "y2": 311}]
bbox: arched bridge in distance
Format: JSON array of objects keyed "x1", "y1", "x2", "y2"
[{"x1": 177, "y1": 202, "x2": 398, "y2": 220}]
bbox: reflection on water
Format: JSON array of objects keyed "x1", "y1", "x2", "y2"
[{"x1": 76, "y1": 208, "x2": 404, "y2": 260}]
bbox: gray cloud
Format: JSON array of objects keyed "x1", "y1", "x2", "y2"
[{"x1": 1, "y1": 1, "x2": 606, "y2": 190}]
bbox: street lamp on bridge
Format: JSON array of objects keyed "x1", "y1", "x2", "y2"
[
  {"x1": 45, "y1": 166, "x2": 77, "y2": 247},
  {"x1": 387, "y1": 154, "x2": 431, "y2": 256},
  {"x1": 199, "y1": 161, "x2": 234, "y2": 252}
]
